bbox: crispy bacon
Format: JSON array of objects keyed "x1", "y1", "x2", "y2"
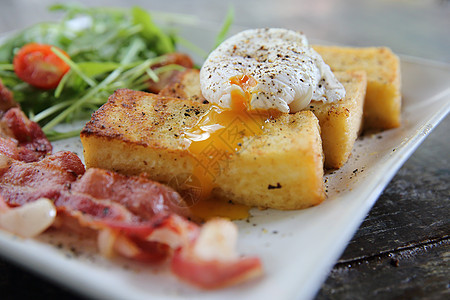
[
  {"x1": 71, "y1": 168, "x2": 190, "y2": 220},
  {"x1": 0, "y1": 82, "x2": 52, "y2": 162},
  {"x1": 172, "y1": 249, "x2": 263, "y2": 289},
  {"x1": 0, "y1": 152, "x2": 180, "y2": 226},
  {"x1": 171, "y1": 219, "x2": 263, "y2": 289},
  {"x1": 0, "y1": 151, "x2": 84, "y2": 207},
  {"x1": 153, "y1": 53, "x2": 194, "y2": 70},
  {"x1": 0, "y1": 79, "x2": 18, "y2": 114},
  {"x1": 96, "y1": 214, "x2": 196, "y2": 263},
  {"x1": 0, "y1": 151, "x2": 263, "y2": 287},
  {"x1": 0, "y1": 193, "x2": 8, "y2": 212},
  {"x1": 99, "y1": 229, "x2": 170, "y2": 263},
  {"x1": 0, "y1": 137, "x2": 22, "y2": 161},
  {"x1": 0, "y1": 108, "x2": 53, "y2": 161},
  {"x1": 0, "y1": 152, "x2": 178, "y2": 262},
  {"x1": 147, "y1": 53, "x2": 194, "y2": 93},
  {"x1": 0, "y1": 81, "x2": 263, "y2": 288}
]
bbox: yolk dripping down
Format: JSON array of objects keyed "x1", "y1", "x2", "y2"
[{"x1": 183, "y1": 74, "x2": 273, "y2": 220}]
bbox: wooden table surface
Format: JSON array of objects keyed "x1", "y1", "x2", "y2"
[{"x1": 1, "y1": 1, "x2": 449, "y2": 299}]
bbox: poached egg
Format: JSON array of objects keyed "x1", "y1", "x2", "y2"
[
  {"x1": 200, "y1": 28, "x2": 345, "y2": 113},
  {"x1": 183, "y1": 29, "x2": 345, "y2": 218}
]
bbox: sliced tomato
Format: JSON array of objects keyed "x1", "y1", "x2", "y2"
[{"x1": 13, "y1": 43, "x2": 70, "y2": 90}]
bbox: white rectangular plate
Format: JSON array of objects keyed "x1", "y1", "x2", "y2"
[{"x1": 1, "y1": 30, "x2": 449, "y2": 300}]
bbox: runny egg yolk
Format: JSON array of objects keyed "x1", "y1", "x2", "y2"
[{"x1": 183, "y1": 74, "x2": 273, "y2": 220}]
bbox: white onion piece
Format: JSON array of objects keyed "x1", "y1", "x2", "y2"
[
  {"x1": 193, "y1": 218, "x2": 238, "y2": 261},
  {"x1": 0, "y1": 198, "x2": 56, "y2": 238}
]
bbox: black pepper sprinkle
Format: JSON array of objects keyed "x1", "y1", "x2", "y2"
[{"x1": 268, "y1": 183, "x2": 282, "y2": 189}]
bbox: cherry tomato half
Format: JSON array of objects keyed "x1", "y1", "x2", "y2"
[{"x1": 13, "y1": 43, "x2": 70, "y2": 90}]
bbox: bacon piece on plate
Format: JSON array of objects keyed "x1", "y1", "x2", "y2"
[
  {"x1": 0, "y1": 193, "x2": 9, "y2": 212},
  {"x1": 96, "y1": 214, "x2": 194, "y2": 263},
  {"x1": 0, "y1": 79, "x2": 18, "y2": 114},
  {"x1": 0, "y1": 81, "x2": 51, "y2": 162},
  {"x1": 0, "y1": 148, "x2": 263, "y2": 288},
  {"x1": 147, "y1": 53, "x2": 194, "y2": 93},
  {"x1": 0, "y1": 151, "x2": 85, "y2": 207},
  {"x1": 0, "y1": 137, "x2": 22, "y2": 161},
  {"x1": 171, "y1": 218, "x2": 263, "y2": 289},
  {"x1": 0, "y1": 151, "x2": 188, "y2": 228},
  {"x1": 0, "y1": 108, "x2": 52, "y2": 161},
  {"x1": 71, "y1": 168, "x2": 190, "y2": 219}
]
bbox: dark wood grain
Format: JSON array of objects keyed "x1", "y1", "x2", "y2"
[
  {"x1": 316, "y1": 116, "x2": 450, "y2": 299},
  {"x1": 316, "y1": 239, "x2": 449, "y2": 300}
]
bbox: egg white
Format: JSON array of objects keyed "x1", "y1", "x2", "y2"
[{"x1": 200, "y1": 28, "x2": 345, "y2": 113}]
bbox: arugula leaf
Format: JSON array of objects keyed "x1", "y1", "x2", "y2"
[
  {"x1": 0, "y1": 4, "x2": 235, "y2": 141},
  {"x1": 214, "y1": 6, "x2": 235, "y2": 49},
  {"x1": 131, "y1": 6, "x2": 175, "y2": 55},
  {"x1": 0, "y1": 5, "x2": 178, "y2": 135}
]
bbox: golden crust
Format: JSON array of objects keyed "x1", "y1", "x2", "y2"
[
  {"x1": 313, "y1": 45, "x2": 401, "y2": 130},
  {"x1": 81, "y1": 90, "x2": 325, "y2": 210},
  {"x1": 309, "y1": 70, "x2": 367, "y2": 168},
  {"x1": 158, "y1": 69, "x2": 367, "y2": 169}
]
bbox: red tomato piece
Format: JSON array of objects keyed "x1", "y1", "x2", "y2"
[{"x1": 13, "y1": 43, "x2": 70, "y2": 90}]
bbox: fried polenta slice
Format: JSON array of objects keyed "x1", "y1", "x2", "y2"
[
  {"x1": 81, "y1": 89, "x2": 325, "y2": 210},
  {"x1": 309, "y1": 70, "x2": 367, "y2": 169},
  {"x1": 313, "y1": 45, "x2": 401, "y2": 130},
  {"x1": 159, "y1": 69, "x2": 366, "y2": 169}
]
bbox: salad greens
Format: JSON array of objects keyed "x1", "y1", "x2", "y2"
[{"x1": 0, "y1": 4, "x2": 233, "y2": 140}]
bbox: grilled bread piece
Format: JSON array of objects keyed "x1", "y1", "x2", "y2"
[
  {"x1": 81, "y1": 89, "x2": 325, "y2": 210},
  {"x1": 158, "y1": 69, "x2": 366, "y2": 169},
  {"x1": 313, "y1": 45, "x2": 401, "y2": 130},
  {"x1": 309, "y1": 70, "x2": 366, "y2": 169}
]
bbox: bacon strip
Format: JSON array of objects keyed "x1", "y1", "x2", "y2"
[
  {"x1": 0, "y1": 151, "x2": 84, "y2": 207},
  {"x1": 0, "y1": 81, "x2": 263, "y2": 288},
  {"x1": 1, "y1": 108, "x2": 52, "y2": 160},
  {"x1": 0, "y1": 81, "x2": 52, "y2": 162},
  {"x1": 147, "y1": 53, "x2": 194, "y2": 93},
  {"x1": 0, "y1": 151, "x2": 263, "y2": 288},
  {"x1": 0, "y1": 79, "x2": 18, "y2": 114},
  {"x1": 171, "y1": 218, "x2": 263, "y2": 289},
  {"x1": 172, "y1": 248, "x2": 263, "y2": 289},
  {"x1": 71, "y1": 168, "x2": 190, "y2": 220}
]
